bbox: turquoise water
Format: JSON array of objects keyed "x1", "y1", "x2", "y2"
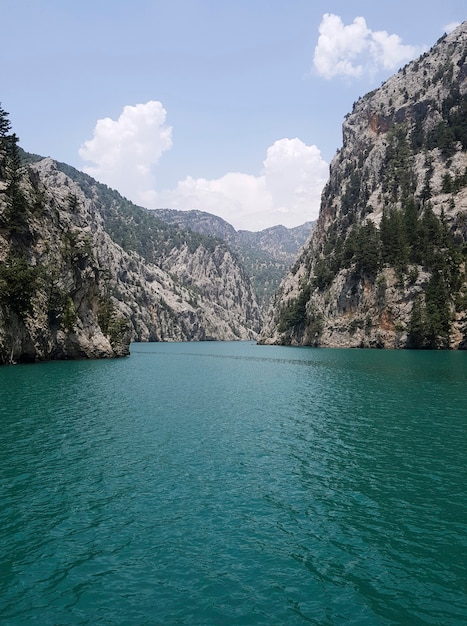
[{"x1": 0, "y1": 342, "x2": 466, "y2": 625}]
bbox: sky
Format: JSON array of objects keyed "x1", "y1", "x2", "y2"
[{"x1": 1, "y1": 1, "x2": 464, "y2": 231}]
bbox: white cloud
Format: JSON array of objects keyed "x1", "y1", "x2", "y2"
[
  {"x1": 158, "y1": 173, "x2": 270, "y2": 230},
  {"x1": 79, "y1": 104, "x2": 328, "y2": 231},
  {"x1": 79, "y1": 101, "x2": 172, "y2": 203},
  {"x1": 313, "y1": 13, "x2": 425, "y2": 80},
  {"x1": 157, "y1": 138, "x2": 329, "y2": 231}
]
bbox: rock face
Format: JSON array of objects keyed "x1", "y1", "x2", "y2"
[
  {"x1": 153, "y1": 208, "x2": 314, "y2": 308},
  {"x1": 52, "y1": 162, "x2": 262, "y2": 343},
  {"x1": 0, "y1": 154, "x2": 262, "y2": 364},
  {"x1": 0, "y1": 161, "x2": 131, "y2": 363},
  {"x1": 261, "y1": 23, "x2": 467, "y2": 349}
]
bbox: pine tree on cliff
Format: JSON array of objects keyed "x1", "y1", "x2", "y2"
[
  {"x1": 0, "y1": 103, "x2": 11, "y2": 136},
  {"x1": 0, "y1": 103, "x2": 12, "y2": 177},
  {"x1": 0, "y1": 105, "x2": 29, "y2": 238}
]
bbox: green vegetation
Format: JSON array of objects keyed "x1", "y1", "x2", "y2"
[
  {"x1": 1, "y1": 107, "x2": 131, "y2": 351},
  {"x1": 0, "y1": 104, "x2": 30, "y2": 241},
  {"x1": 62, "y1": 297, "x2": 78, "y2": 331},
  {"x1": 303, "y1": 74, "x2": 467, "y2": 347},
  {"x1": 412, "y1": 91, "x2": 467, "y2": 157},
  {"x1": 0, "y1": 253, "x2": 40, "y2": 315},
  {"x1": 0, "y1": 106, "x2": 38, "y2": 316},
  {"x1": 98, "y1": 296, "x2": 130, "y2": 346},
  {"x1": 383, "y1": 124, "x2": 416, "y2": 200},
  {"x1": 55, "y1": 162, "x2": 222, "y2": 267},
  {"x1": 46, "y1": 275, "x2": 73, "y2": 329},
  {"x1": 408, "y1": 274, "x2": 452, "y2": 349},
  {"x1": 277, "y1": 281, "x2": 323, "y2": 342},
  {"x1": 278, "y1": 283, "x2": 311, "y2": 333},
  {"x1": 309, "y1": 197, "x2": 465, "y2": 347}
]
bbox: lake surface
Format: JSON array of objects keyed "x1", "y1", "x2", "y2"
[{"x1": 1, "y1": 342, "x2": 466, "y2": 625}]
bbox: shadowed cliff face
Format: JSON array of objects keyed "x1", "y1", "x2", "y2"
[
  {"x1": 261, "y1": 23, "x2": 467, "y2": 350},
  {"x1": 0, "y1": 153, "x2": 263, "y2": 363}
]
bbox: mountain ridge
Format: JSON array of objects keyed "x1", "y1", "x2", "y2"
[
  {"x1": 152, "y1": 208, "x2": 314, "y2": 307},
  {"x1": 261, "y1": 22, "x2": 467, "y2": 350},
  {"x1": 1, "y1": 140, "x2": 263, "y2": 362}
]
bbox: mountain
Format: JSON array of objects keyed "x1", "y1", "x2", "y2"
[
  {"x1": 261, "y1": 23, "x2": 467, "y2": 350},
  {"x1": 51, "y1": 162, "x2": 262, "y2": 340},
  {"x1": 153, "y1": 209, "x2": 314, "y2": 308},
  {"x1": 0, "y1": 140, "x2": 261, "y2": 363},
  {"x1": 0, "y1": 152, "x2": 130, "y2": 363}
]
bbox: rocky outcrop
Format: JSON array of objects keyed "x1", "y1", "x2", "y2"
[
  {"x1": 49, "y1": 162, "x2": 262, "y2": 343},
  {"x1": 153, "y1": 208, "x2": 314, "y2": 308},
  {"x1": 261, "y1": 23, "x2": 467, "y2": 349},
  {"x1": 0, "y1": 150, "x2": 262, "y2": 363},
  {"x1": 0, "y1": 161, "x2": 130, "y2": 363}
]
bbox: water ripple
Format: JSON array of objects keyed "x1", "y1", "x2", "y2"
[{"x1": 1, "y1": 343, "x2": 466, "y2": 625}]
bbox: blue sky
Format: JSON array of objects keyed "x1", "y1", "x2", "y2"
[{"x1": 1, "y1": 1, "x2": 464, "y2": 230}]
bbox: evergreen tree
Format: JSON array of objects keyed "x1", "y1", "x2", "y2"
[
  {"x1": 0, "y1": 102, "x2": 11, "y2": 137},
  {"x1": 4, "y1": 132, "x2": 29, "y2": 237},
  {"x1": 0, "y1": 107, "x2": 30, "y2": 239},
  {"x1": 417, "y1": 203, "x2": 442, "y2": 266},
  {"x1": 380, "y1": 207, "x2": 408, "y2": 274},
  {"x1": 0, "y1": 103, "x2": 12, "y2": 178},
  {"x1": 408, "y1": 295, "x2": 427, "y2": 348},
  {"x1": 354, "y1": 221, "x2": 380, "y2": 276},
  {"x1": 424, "y1": 272, "x2": 451, "y2": 346},
  {"x1": 402, "y1": 197, "x2": 420, "y2": 257}
]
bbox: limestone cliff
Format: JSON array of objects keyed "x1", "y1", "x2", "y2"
[
  {"x1": 153, "y1": 208, "x2": 314, "y2": 308},
  {"x1": 261, "y1": 23, "x2": 467, "y2": 349},
  {"x1": 0, "y1": 144, "x2": 262, "y2": 363},
  {"x1": 0, "y1": 158, "x2": 130, "y2": 363},
  {"x1": 50, "y1": 161, "x2": 262, "y2": 342}
]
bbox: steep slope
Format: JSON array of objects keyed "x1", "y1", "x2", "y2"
[
  {"x1": 0, "y1": 154, "x2": 130, "y2": 363},
  {"x1": 261, "y1": 23, "x2": 467, "y2": 349},
  {"x1": 153, "y1": 208, "x2": 314, "y2": 308},
  {"x1": 1, "y1": 132, "x2": 262, "y2": 363},
  {"x1": 39, "y1": 159, "x2": 262, "y2": 343},
  {"x1": 236, "y1": 223, "x2": 315, "y2": 307}
]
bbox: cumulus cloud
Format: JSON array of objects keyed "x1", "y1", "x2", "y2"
[
  {"x1": 79, "y1": 101, "x2": 172, "y2": 204},
  {"x1": 313, "y1": 13, "x2": 425, "y2": 80},
  {"x1": 79, "y1": 103, "x2": 328, "y2": 231},
  {"x1": 158, "y1": 138, "x2": 329, "y2": 231}
]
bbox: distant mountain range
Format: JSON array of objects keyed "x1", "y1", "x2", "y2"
[{"x1": 152, "y1": 209, "x2": 314, "y2": 307}]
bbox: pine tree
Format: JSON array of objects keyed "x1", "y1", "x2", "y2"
[
  {"x1": 408, "y1": 295, "x2": 427, "y2": 348},
  {"x1": 0, "y1": 107, "x2": 29, "y2": 239},
  {"x1": 0, "y1": 103, "x2": 11, "y2": 137},
  {"x1": 0, "y1": 103, "x2": 12, "y2": 178},
  {"x1": 380, "y1": 207, "x2": 408, "y2": 274},
  {"x1": 402, "y1": 197, "x2": 420, "y2": 255},
  {"x1": 424, "y1": 272, "x2": 451, "y2": 346},
  {"x1": 354, "y1": 221, "x2": 380, "y2": 276}
]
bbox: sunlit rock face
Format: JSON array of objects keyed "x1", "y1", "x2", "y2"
[
  {"x1": 0, "y1": 156, "x2": 262, "y2": 364},
  {"x1": 261, "y1": 23, "x2": 467, "y2": 350}
]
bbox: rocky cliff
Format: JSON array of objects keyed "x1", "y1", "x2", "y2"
[
  {"x1": 0, "y1": 138, "x2": 261, "y2": 363},
  {"x1": 0, "y1": 156, "x2": 130, "y2": 363},
  {"x1": 153, "y1": 208, "x2": 314, "y2": 308},
  {"x1": 261, "y1": 23, "x2": 467, "y2": 349},
  {"x1": 52, "y1": 162, "x2": 262, "y2": 343}
]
